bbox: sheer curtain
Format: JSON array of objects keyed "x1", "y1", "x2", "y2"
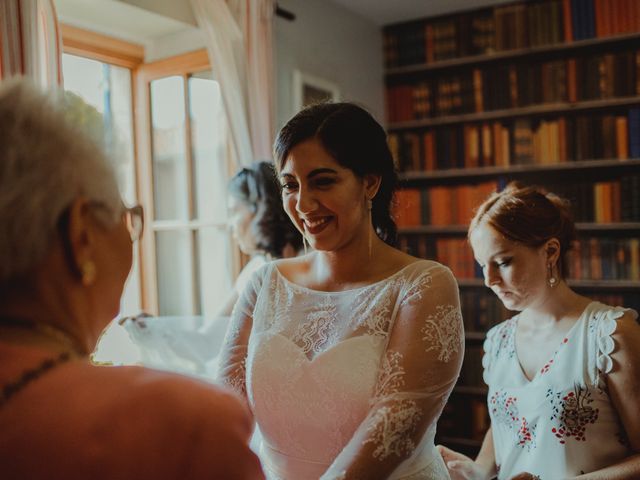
[
  {"x1": 189, "y1": 0, "x2": 276, "y2": 167},
  {"x1": 0, "y1": 0, "x2": 63, "y2": 86}
]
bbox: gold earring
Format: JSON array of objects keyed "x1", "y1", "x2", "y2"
[
  {"x1": 81, "y1": 261, "x2": 96, "y2": 286},
  {"x1": 547, "y1": 263, "x2": 557, "y2": 288},
  {"x1": 367, "y1": 198, "x2": 373, "y2": 259}
]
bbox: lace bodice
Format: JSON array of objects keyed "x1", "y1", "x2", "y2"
[{"x1": 218, "y1": 259, "x2": 463, "y2": 479}]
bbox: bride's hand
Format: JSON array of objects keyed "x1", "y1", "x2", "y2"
[
  {"x1": 437, "y1": 445, "x2": 491, "y2": 480},
  {"x1": 509, "y1": 473, "x2": 540, "y2": 480}
]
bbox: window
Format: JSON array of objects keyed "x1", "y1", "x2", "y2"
[
  {"x1": 143, "y1": 62, "x2": 233, "y2": 317},
  {"x1": 61, "y1": 52, "x2": 142, "y2": 317},
  {"x1": 62, "y1": 26, "x2": 235, "y2": 327}
]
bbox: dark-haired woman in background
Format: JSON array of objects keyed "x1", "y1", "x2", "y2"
[
  {"x1": 122, "y1": 161, "x2": 301, "y2": 376},
  {"x1": 439, "y1": 183, "x2": 640, "y2": 480},
  {"x1": 219, "y1": 103, "x2": 464, "y2": 479},
  {"x1": 223, "y1": 160, "x2": 302, "y2": 316}
]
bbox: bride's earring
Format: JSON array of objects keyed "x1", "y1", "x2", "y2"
[
  {"x1": 547, "y1": 263, "x2": 557, "y2": 287},
  {"x1": 367, "y1": 198, "x2": 373, "y2": 259},
  {"x1": 302, "y1": 233, "x2": 308, "y2": 255}
]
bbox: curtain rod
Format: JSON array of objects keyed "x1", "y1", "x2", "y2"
[{"x1": 275, "y1": 4, "x2": 295, "y2": 21}]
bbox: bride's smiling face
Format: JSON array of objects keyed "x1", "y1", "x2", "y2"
[{"x1": 279, "y1": 138, "x2": 369, "y2": 253}]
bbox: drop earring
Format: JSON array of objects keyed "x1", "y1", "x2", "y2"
[
  {"x1": 367, "y1": 198, "x2": 373, "y2": 259},
  {"x1": 81, "y1": 261, "x2": 96, "y2": 286},
  {"x1": 302, "y1": 233, "x2": 308, "y2": 255},
  {"x1": 547, "y1": 263, "x2": 557, "y2": 288}
]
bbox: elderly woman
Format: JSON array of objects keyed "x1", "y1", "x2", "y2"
[{"x1": 0, "y1": 79, "x2": 264, "y2": 479}]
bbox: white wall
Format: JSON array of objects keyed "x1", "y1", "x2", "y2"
[
  {"x1": 275, "y1": 0, "x2": 384, "y2": 129},
  {"x1": 69, "y1": 0, "x2": 385, "y2": 134}
]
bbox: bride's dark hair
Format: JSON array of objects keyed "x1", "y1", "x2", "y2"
[{"x1": 274, "y1": 102, "x2": 398, "y2": 246}]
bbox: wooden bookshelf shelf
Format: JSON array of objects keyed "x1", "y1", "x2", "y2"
[
  {"x1": 464, "y1": 331, "x2": 487, "y2": 341},
  {"x1": 438, "y1": 436, "x2": 483, "y2": 448},
  {"x1": 454, "y1": 385, "x2": 489, "y2": 395},
  {"x1": 398, "y1": 159, "x2": 640, "y2": 187},
  {"x1": 386, "y1": 32, "x2": 640, "y2": 77},
  {"x1": 398, "y1": 222, "x2": 640, "y2": 236},
  {"x1": 388, "y1": 96, "x2": 640, "y2": 130}
]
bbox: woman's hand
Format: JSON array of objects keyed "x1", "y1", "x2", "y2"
[
  {"x1": 509, "y1": 473, "x2": 540, "y2": 480},
  {"x1": 437, "y1": 445, "x2": 491, "y2": 480},
  {"x1": 118, "y1": 312, "x2": 152, "y2": 329}
]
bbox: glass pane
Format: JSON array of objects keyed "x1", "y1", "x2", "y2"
[
  {"x1": 62, "y1": 53, "x2": 140, "y2": 316},
  {"x1": 155, "y1": 230, "x2": 197, "y2": 315},
  {"x1": 188, "y1": 73, "x2": 228, "y2": 223},
  {"x1": 196, "y1": 227, "x2": 234, "y2": 317},
  {"x1": 150, "y1": 76, "x2": 189, "y2": 221}
]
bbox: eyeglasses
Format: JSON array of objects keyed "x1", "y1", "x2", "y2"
[
  {"x1": 123, "y1": 204, "x2": 144, "y2": 242},
  {"x1": 87, "y1": 201, "x2": 144, "y2": 243}
]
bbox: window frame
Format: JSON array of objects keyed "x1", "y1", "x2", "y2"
[
  {"x1": 61, "y1": 25, "x2": 237, "y2": 315},
  {"x1": 134, "y1": 49, "x2": 211, "y2": 315}
]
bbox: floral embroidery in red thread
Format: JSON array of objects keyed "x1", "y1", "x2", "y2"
[
  {"x1": 547, "y1": 384, "x2": 599, "y2": 444},
  {"x1": 490, "y1": 390, "x2": 537, "y2": 450},
  {"x1": 539, "y1": 337, "x2": 569, "y2": 376}
]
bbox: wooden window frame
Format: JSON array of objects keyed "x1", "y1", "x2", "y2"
[{"x1": 61, "y1": 25, "x2": 235, "y2": 314}]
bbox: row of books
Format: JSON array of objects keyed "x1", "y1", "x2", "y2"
[
  {"x1": 388, "y1": 111, "x2": 640, "y2": 171},
  {"x1": 551, "y1": 177, "x2": 640, "y2": 223},
  {"x1": 459, "y1": 346, "x2": 485, "y2": 388},
  {"x1": 394, "y1": 182, "x2": 498, "y2": 227},
  {"x1": 569, "y1": 238, "x2": 640, "y2": 281},
  {"x1": 460, "y1": 290, "x2": 640, "y2": 333},
  {"x1": 398, "y1": 235, "x2": 640, "y2": 281},
  {"x1": 383, "y1": 0, "x2": 640, "y2": 68},
  {"x1": 460, "y1": 290, "x2": 510, "y2": 332},
  {"x1": 386, "y1": 50, "x2": 639, "y2": 122},
  {"x1": 438, "y1": 395, "x2": 489, "y2": 442},
  {"x1": 394, "y1": 176, "x2": 640, "y2": 228}
]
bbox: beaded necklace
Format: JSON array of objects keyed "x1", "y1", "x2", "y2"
[{"x1": 0, "y1": 317, "x2": 82, "y2": 408}]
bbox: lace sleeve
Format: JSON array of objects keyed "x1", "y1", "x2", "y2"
[
  {"x1": 321, "y1": 264, "x2": 464, "y2": 479},
  {"x1": 216, "y1": 266, "x2": 265, "y2": 401}
]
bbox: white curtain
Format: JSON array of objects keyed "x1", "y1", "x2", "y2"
[
  {"x1": 0, "y1": 0, "x2": 63, "y2": 86},
  {"x1": 190, "y1": 0, "x2": 276, "y2": 167}
]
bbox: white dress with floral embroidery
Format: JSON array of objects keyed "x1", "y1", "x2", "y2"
[
  {"x1": 218, "y1": 259, "x2": 464, "y2": 479},
  {"x1": 483, "y1": 301, "x2": 638, "y2": 479}
]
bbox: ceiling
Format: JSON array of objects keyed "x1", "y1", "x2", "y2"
[
  {"x1": 54, "y1": 0, "x2": 195, "y2": 45},
  {"x1": 329, "y1": 0, "x2": 513, "y2": 26}
]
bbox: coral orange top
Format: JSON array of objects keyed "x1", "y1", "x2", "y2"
[{"x1": 0, "y1": 341, "x2": 264, "y2": 480}]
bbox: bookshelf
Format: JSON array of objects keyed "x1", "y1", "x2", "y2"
[{"x1": 384, "y1": 0, "x2": 640, "y2": 457}]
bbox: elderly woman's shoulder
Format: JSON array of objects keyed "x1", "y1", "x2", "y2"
[{"x1": 98, "y1": 365, "x2": 249, "y2": 419}]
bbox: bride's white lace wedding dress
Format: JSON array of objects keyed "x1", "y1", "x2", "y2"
[{"x1": 218, "y1": 259, "x2": 463, "y2": 479}]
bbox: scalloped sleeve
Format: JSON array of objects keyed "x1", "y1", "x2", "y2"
[
  {"x1": 320, "y1": 264, "x2": 465, "y2": 479},
  {"x1": 592, "y1": 305, "x2": 639, "y2": 386}
]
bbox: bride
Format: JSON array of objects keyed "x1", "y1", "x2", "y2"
[{"x1": 218, "y1": 102, "x2": 464, "y2": 479}]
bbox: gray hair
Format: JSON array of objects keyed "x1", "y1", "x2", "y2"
[{"x1": 0, "y1": 78, "x2": 122, "y2": 283}]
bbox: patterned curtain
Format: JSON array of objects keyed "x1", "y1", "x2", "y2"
[{"x1": 0, "y1": 0, "x2": 63, "y2": 86}]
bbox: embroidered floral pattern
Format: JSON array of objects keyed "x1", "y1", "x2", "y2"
[
  {"x1": 490, "y1": 390, "x2": 537, "y2": 450},
  {"x1": 421, "y1": 304, "x2": 464, "y2": 362},
  {"x1": 363, "y1": 399, "x2": 423, "y2": 460},
  {"x1": 371, "y1": 350, "x2": 405, "y2": 403},
  {"x1": 495, "y1": 319, "x2": 517, "y2": 359},
  {"x1": 547, "y1": 384, "x2": 599, "y2": 444},
  {"x1": 223, "y1": 358, "x2": 247, "y2": 396},
  {"x1": 539, "y1": 337, "x2": 569, "y2": 376},
  {"x1": 292, "y1": 297, "x2": 338, "y2": 356},
  {"x1": 400, "y1": 272, "x2": 433, "y2": 307}
]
